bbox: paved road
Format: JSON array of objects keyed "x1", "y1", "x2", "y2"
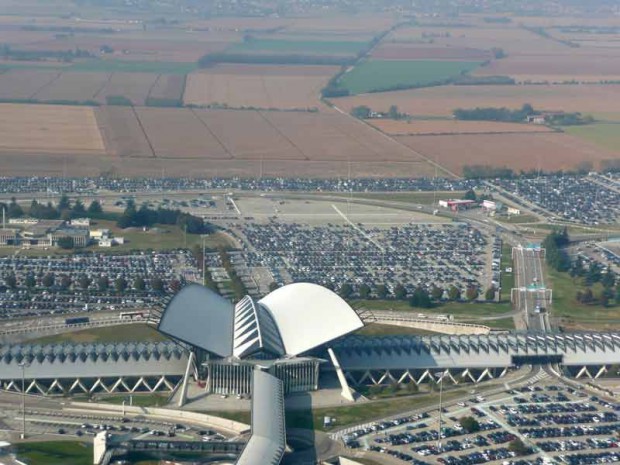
[{"x1": 512, "y1": 245, "x2": 551, "y2": 331}]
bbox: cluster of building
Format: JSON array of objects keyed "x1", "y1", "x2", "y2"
[{"x1": 0, "y1": 218, "x2": 124, "y2": 248}]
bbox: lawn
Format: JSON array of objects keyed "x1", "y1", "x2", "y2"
[
  {"x1": 30, "y1": 324, "x2": 168, "y2": 344},
  {"x1": 97, "y1": 393, "x2": 169, "y2": 407},
  {"x1": 337, "y1": 59, "x2": 482, "y2": 94},
  {"x1": 15, "y1": 441, "x2": 92, "y2": 465},
  {"x1": 356, "y1": 323, "x2": 438, "y2": 336},
  {"x1": 546, "y1": 268, "x2": 620, "y2": 330},
  {"x1": 228, "y1": 38, "x2": 367, "y2": 55},
  {"x1": 354, "y1": 299, "x2": 513, "y2": 319},
  {"x1": 500, "y1": 242, "x2": 515, "y2": 301},
  {"x1": 564, "y1": 123, "x2": 620, "y2": 152},
  {"x1": 89, "y1": 220, "x2": 233, "y2": 252},
  {"x1": 69, "y1": 59, "x2": 197, "y2": 74}
]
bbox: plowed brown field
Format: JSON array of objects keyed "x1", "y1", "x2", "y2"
[{"x1": 369, "y1": 119, "x2": 552, "y2": 135}]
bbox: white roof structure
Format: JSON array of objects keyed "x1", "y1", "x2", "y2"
[
  {"x1": 258, "y1": 283, "x2": 364, "y2": 357},
  {"x1": 158, "y1": 282, "x2": 364, "y2": 359}
]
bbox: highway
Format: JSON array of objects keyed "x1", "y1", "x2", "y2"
[{"x1": 512, "y1": 245, "x2": 552, "y2": 331}]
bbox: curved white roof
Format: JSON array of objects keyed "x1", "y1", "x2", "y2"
[{"x1": 258, "y1": 283, "x2": 364, "y2": 356}]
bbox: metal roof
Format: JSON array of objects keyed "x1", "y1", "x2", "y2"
[
  {"x1": 236, "y1": 369, "x2": 285, "y2": 465},
  {"x1": 161, "y1": 283, "x2": 364, "y2": 359},
  {"x1": 158, "y1": 284, "x2": 234, "y2": 357},
  {"x1": 332, "y1": 332, "x2": 620, "y2": 370},
  {"x1": 258, "y1": 283, "x2": 364, "y2": 356},
  {"x1": 0, "y1": 341, "x2": 188, "y2": 379}
]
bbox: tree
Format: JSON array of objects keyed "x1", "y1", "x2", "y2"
[
  {"x1": 72, "y1": 199, "x2": 86, "y2": 217},
  {"x1": 431, "y1": 285, "x2": 444, "y2": 301},
  {"x1": 42, "y1": 273, "x2": 55, "y2": 288},
  {"x1": 114, "y1": 277, "x2": 128, "y2": 294},
  {"x1": 465, "y1": 286, "x2": 479, "y2": 301},
  {"x1": 409, "y1": 287, "x2": 432, "y2": 308},
  {"x1": 57, "y1": 237, "x2": 75, "y2": 249},
  {"x1": 463, "y1": 189, "x2": 477, "y2": 201},
  {"x1": 375, "y1": 284, "x2": 388, "y2": 299},
  {"x1": 508, "y1": 438, "x2": 529, "y2": 456},
  {"x1": 58, "y1": 194, "x2": 71, "y2": 211},
  {"x1": 459, "y1": 416, "x2": 480, "y2": 433},
  {"x1": 7, "y1": 197, "x2": 23, "y2": 218},
  {"x1": 97, "y1": 276, "x2": 109, "y2": 291},
  {"x1": 350, "y1": 105, "x2": 372, "y2": 119},
  {"x1": 78, "y1": 274, "x2": 92, "y2": 290},
  {"x1": 358, "y1": 283, "x2": 371, "y2": 299},
  {"x1": 485, "y1": 287, "x2": 496, "y2": 301},
  {"x1": 59, "y1": 275, "x2": 72, "y2": 290},
  {"x1": 87, "y1": 200, "x2": 103, "y2": 215},
  {"x1": 339, "y1": 283, "x2": 353, "y2": 299},
  {"x1": 4, "y1": 273, "x2": 17, "y2": 289},
  {"x1": 388, "y1": 105, "x2": 400, "y2": 120},
  {"x1": 133, "y1": 276, "x2": 146, "y2": 291},
  {"x1": 394, "y1": 284, "x2": 407, "y2": 301},
  {"x1": 151, "y1": 277, "x2": 165, "y2": 293},
  {"x1": 448, "y1": 286, "x2": 461, "y2": 301},
  {"x1": 25, "y1": 273, "x2": 36, "y2": 289}
]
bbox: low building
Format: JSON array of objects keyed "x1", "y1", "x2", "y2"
[
  {"x1": 0, "y1": 229, "x2": 18, "y2": 246},
  {"x1": 70, "y1": 218, "x2": 91, "y2": 227},
  {"x1": 50, "y1": 228, "x2": 90, "y2": 248},
  {"x1": 507, "y1": 207, "x2": 521, "y2": 215},
  {"x1": 8, "y1": 218, "x2": 38, "y2": 225},
  {"x1": 438, "y1": 199, "x2": 476, "y2": 212}
]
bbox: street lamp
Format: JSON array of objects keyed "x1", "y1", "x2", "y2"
[
  {"x1": 18, "y1": 361, "x2": 30, "y2": 439},
  {"x1": 434, "y1": 371, "x2": 445, "y2": 451}
]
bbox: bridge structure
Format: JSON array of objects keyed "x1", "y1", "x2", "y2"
[{"x1": 329, "y1": 331, "x2": 620, "y2": 387}]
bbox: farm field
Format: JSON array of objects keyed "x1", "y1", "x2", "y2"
[
  {"x1": 31, "y1": 71, "x2": 110, "y2": 102},
  {"x1": 396, "y1": 132, "x2": 618, "y2": 174},
  {"x1": 227, "y1": 38, "x2": 367, "y2": 56},
  {"x1": 371, "y1": 44, "x2": 491, "y2": 61},
  {"x1": 0, "y1": 103, "x2": 105, "y2": 154},
  {"x1": 564, "y1": 123, "x2": 620, "y2": 153},
  {"x1": 183, "y1": 64, "x2": 336, "y2": 110},
  {"x1": 95, "y1": 106, "x2": 154, "y2": 158},
  {"x1": 331, "y1": 84, "x2": 620, "y2": 117},
  {"x1": 95, "y1": 72, "x2": 159, "y2": 105},
  {"x1": 0, "y1": 69, "x2": 60, "y2": 100},
  {"x1": 368, "y1": 119, "x2": 553, "y2": 135},
  {"x1": 147, "y1": 74, "x2": 186, "y2": 104},
  {"x1": 336, "y1": 59, "x2": 482, "y2": 94},
  {"x1": 473, "y1": 52, "x2": 620, "y2": 82}
]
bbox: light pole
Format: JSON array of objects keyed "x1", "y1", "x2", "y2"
[
  {"x1": 201, "y1": 234, "x2": 206, "y2": 285},
  {"x1": 435, "y1": 371, "x2": 444, "y2": 451},
  {"x1": 18, "y1": 361, "x2": 29, "y2": 439}
]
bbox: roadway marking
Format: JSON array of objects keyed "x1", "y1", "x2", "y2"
[{"x1": 331, "y1": 204, "x2": 386, "y2": 252}]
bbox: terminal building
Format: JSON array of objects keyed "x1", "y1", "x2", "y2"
[{"x1": 1, "y1": 283, "x2": 620, "y2": 399}]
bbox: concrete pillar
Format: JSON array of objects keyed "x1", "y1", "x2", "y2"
[{"x1": 328, "y1": 347, "x2": 354, "y2": 401}]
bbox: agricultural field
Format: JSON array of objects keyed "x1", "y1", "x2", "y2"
[
  {"x1": 95, "y1": 106, "x2": 154, "y2": 158},
  {"x1": 332, "y1": 84, "x2": 620, "y2": 117},
  {"x1": 183, "y1": 64, "x2": 337, "y2": 110},
  {"x1": 31, "y1": 71, "x2": 111, "y2": 102},
  {"x1": 336, "y1": 59, "x2": 482, "y2": 94},
  {"x1": 473, "y1": 52, "x2": 620, "y2": 83},
  {"x1": 94, "y1": 72, "x2": 159, "y2": 106},
  {"x1": 368, "y1": 119, "x2": 553, "y2": 136},
  {"x1": 396, "y1": 132, "x2": 618, "y2": 175},
  {"x1": 0, "y1": 69, "x2": 61, "y2": 100},
  {"x1": 227, "y1": 38, "x2": 367, "y2": 56},
  {"x1": 564, "y1": 123, "x2": 620, "y2": 153},
  {"x1": 371, "y1": 44, "x2": 491, "y2": 61},
  {"x1": 147, "y1": 74, "x2": 186, "y2": 104},
  {"x1": 0, "y1": 103, "x2": 105, "y2": 154}
]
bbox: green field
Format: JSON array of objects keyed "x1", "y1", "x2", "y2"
[
  {"x1": 31, "y1": 324, "x2": 168, "y2": 344},
  {"x1": 500, "y1": 243, "x2": 515, "y2": 301},
  {"x1": 353, "y1": 191, "x2": 464, "y2": 205},
  {"x1": 564, "y1": 123, "x2": 620, "y2": 152},
  {"x1": 229, "y1": 38, "x2": 367, "y2": 55},
  {"x1": 69, "y1": 59, "x2": 197, "y2": 74},
  {"x1": 337, "y1": 59, "x2": 482, "y2": 94},
  {"x1": 547, "y1": 268, "x2": 620, "y2": 331},
  {"x1": 15, "y1": 441, "x2": 92, "y2": 465},
  {"x1": 354, "y1": 299, "x2": 513, "y2": 319},
  {"x1": 97, "y1": 393, "x2": 169, "y2": 407}
]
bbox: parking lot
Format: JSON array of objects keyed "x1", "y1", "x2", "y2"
[
  {"x1": 341, "y1": 381, "x2": 620, "y2": 465},
  {"x1": 492, "y1": 175, "x2": 619, "y2": 225},
  {"x1": 227, "y1": 218, "x2": 494, "y2": 297},
  {"x1": 0, "y1": 252, "x2": 192, "y2": 319}
]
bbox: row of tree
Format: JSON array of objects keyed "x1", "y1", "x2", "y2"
[
  {"x1": 335, "y1": 282, "x2": 494, "y2": 306},
  {"x1": 542, "y1": 228, "x2": 570, "y2": 272},
  {"x1": 2, "y1": 272, "x2": 174, "y2": 294},
  {"x1": 453, "y1": 103, "x2": 536, "y2": 122},
  {"x1": 1, "y1": 196, "x2": 103, "y2": 221},
  {"x1": 116, "y1": 200, "x2": 214, "y2": 234}
]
